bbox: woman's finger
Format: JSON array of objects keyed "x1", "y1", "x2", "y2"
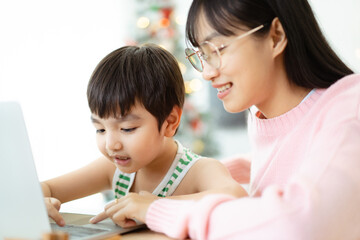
[
  {"x1": 91, "y1": 199, "x2": 121, "y2": 224},
  {"x1": 89, "y1": 211, "x2": 108, "y2": 224},
  {"x1": 112, "y1": 210, "x2": 138, "y2": 228}
]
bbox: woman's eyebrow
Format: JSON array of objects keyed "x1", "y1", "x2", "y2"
[{"x1": 202, "y1": 32, "x2": 221, "y2": 43}]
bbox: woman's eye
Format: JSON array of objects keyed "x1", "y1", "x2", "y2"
[
  {"x1": 96, "y1": 129, "x2": 105, "y2": 134},
  {"x1": 218, "y1": 45, "x2": 227, "y2": 54},
  {"x1": 121, "y1": 127, "x2": 136, "y2": 133}
]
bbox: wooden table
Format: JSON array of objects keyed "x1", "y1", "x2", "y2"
[
  {"x1": 58, "y1": 213, "x2": 177, "y2": 240},
  {"x1": 120, "y1": 229, "x2": 177, "y2": 240}
]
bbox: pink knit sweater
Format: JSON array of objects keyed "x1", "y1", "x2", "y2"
[{"x1": 145, "y1": 74, "x2": 360, "y2": 240}]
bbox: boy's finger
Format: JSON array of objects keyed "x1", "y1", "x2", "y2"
[
  {"x1": 49, "y1": 197, "x2": 61, "y2": 211},
  {"x1": 50, "y1": 209, "x2": 65, "y2": 226},
  {"x1": 89, "y1": 211, "x2": 108, "y2": 224}
]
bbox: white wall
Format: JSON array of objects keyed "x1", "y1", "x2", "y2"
[
  {"x1": 0, "y1": 0, "x2": 359, "y2": 183},
  {"x1": 309, "y1": 0, "x2": 360, "y2": 72},
  {"x1": 0, "y1": 0, "x2": 136, "y2": 180},
  {"x1": 0, "y1": 0, "x2": 193, "y2": 182}
]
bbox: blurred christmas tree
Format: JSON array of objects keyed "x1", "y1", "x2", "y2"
[{"x1": 127, "y1": 0, "x2": 218, "y2": 156}]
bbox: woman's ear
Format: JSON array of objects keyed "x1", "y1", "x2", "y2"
[
  {"x1": 269, "y1": 17, "x2": 288, "y2": 58},
  {"x1": 163, "y1": 105, "x2": 183, "y2": 137}
]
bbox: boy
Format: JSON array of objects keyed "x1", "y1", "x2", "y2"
[{"x1": 42, "y1": 44, "x2": 247, "y2": 227}]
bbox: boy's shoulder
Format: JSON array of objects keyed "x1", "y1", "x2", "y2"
[
  {"x1": 189, "y1": 157, "x2": 227, "y2": 170},
  {"x1": 175, "y1": 140, "x2": 202, "y2": 163},
  {"x1": 176, "y1": 141, "x2": 222, "y2": 170}
]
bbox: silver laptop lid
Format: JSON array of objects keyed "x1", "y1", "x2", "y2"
[{"x1": 0, "y1": 102, "x2": 51, "y2": 239}]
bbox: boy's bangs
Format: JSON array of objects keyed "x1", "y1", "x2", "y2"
[{"x1": 87, "y1": 78, "x2": 135, "y2": 119}]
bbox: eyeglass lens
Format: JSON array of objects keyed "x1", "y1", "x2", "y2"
[
  {"x1": 185, "y1": 48, "x2": 203, "y2": 72},
  {"x1": 185, "y1": 42, "x2": 221, "y2": 72}
]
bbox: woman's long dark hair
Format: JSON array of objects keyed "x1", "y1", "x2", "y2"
[{"x1": 186, "y1": 0, "x2": 353, "y2": 88}]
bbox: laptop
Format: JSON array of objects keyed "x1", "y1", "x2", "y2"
[{"x1": 0, "y1": 102, "x2": 144, "y2": 240}]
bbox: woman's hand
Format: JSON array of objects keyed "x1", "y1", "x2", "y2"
[
  {"x1": 45, "y1": 197, "x2": 65, "y2": 226},
  {"x1": 90, "y1": 191, "x2": 159, "y2": 228}
]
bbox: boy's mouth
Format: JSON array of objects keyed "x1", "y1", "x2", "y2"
[{"x1": 114, "y1": 156, "x2": 131, "y2": 166}]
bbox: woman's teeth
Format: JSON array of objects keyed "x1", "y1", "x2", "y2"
[{"x1": 217, "y1": 83, "x2": 232, "y2": 93}]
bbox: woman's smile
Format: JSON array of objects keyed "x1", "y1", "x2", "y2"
[{"x1": 213, "y1": 82, "x2": 233, "y2": 99}]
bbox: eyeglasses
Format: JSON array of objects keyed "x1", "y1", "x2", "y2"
[{"x1": 185, "y1": 24, "x2": 266, "y2": 72}]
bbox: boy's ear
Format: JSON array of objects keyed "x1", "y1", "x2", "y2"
[
  {"x1": 269, "y1": 17, "x2": 288, "y2": 58},
  {"x1": 164, "y1": 105, "x2": 182, "y2": 137}
]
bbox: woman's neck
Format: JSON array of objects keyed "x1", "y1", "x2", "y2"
[{"x1": 257, "y1": 70, "x2": 312, "y2": 119}]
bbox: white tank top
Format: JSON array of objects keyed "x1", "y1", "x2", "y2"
[{"x1": 112, "y1": 140, "x2": 202, "y2": 198}]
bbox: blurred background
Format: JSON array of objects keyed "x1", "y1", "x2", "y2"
[{"x1": 1, "y1": 0, "x2": 359, "y2": 213}]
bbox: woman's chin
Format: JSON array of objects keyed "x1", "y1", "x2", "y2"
[{"x1": 223, "y1": 102, "x2": 246, "y2": 113}]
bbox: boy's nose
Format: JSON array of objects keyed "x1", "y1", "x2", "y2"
[{"x1": 106, "y1": 133, "x2": 122, "y2": 151}]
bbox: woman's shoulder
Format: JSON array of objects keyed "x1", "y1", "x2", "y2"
[
  {"x1": 340, "y1": 73, "x2": 360, "y2": 81},
  {"x1": 317, "y1": 74, "x2": 360, "y2": 101},
  {"x1": 314, "y1": 73, "x2": 360, "y2": 122},
  {"x1": 328, "y1": 73, "x2": 360, "y2": 93}
]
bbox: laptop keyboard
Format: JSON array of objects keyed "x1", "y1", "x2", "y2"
[{"x1": 51, "y1": 223, "x2": 109, "y2": 238}]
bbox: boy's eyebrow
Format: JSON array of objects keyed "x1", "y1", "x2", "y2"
[
  {"x1": 90, "y1": 116, "x2": 100, "y2": 123},
  {"x1": 90, "y1": 114, "x2": 141, "y2": 123}
]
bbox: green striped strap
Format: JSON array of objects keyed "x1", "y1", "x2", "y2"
[{"x1": 114, "y1": 173, "x2": 131, "y2": 198}]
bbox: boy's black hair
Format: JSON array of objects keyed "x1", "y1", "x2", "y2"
[
  {"x1": 87, "y1": 44, "x2": 185, "y2": 131},
  {"x1": 186, "y1": 0, "x2": 353, "y2": 88}
]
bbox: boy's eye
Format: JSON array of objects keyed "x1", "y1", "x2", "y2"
[
  {"x1": 96, "y1": 129, "x2": 105, "y2": 134},
  {"x1": 121, "y1": 127, "x2": 136, "y2": 133}
]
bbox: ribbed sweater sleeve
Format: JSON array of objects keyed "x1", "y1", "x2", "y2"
[
  {"x1": 222, "y1": 155, "x2": 251, "y2": 184},
  {"x1": 146, "y1": 195, "x2": 236, "y2": 239}
]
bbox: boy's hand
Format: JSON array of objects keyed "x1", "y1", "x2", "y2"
[
  {"x1": 45, "y1": 197, "x2": 65, "y2": 226},
  {"x1": 90, "y1": 191, "x2": 158, "y2": 228}
]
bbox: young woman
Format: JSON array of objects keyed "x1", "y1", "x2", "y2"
[{"x1": 90, "y1": 1, "x2": 360, "y2": 239}]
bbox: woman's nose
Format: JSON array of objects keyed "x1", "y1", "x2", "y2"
[
  {"x1": 106, "y1": 132, "x2": 122, "y2": 151},
  {"x1": 202, "y1": 61, "x2": 219, "y2": 81}
]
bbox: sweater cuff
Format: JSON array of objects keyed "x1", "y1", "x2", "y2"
[{"x1": 146, "y1": 199, "x2": 193, "y2": 239}]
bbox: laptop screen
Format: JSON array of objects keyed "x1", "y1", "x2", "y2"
[
  {"x1": 0, "y1": 102, "x2": 52, "y2": 239},
  {"x1": 0, "y1": 102, "x2": 145, "y2": 239}
]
